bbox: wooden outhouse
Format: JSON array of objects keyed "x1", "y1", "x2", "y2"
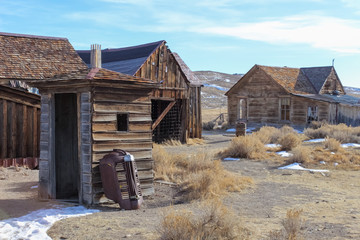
[
  {"x1": 77, "y1": 41, "x2": 202, "y2": 143},
  {"x1": 29, "y1": 66, "x2": 159, "y2": 204},
  {"x1": 226, "y1": 64, "x2": 360, "y2": 127}
]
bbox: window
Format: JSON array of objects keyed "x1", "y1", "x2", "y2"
[
  {"x1": 280, "y1": 98, "x2": 290, "y2": 121},
  {"x1": 117, "y1": 113, "x2": 128, "y2": 131}
]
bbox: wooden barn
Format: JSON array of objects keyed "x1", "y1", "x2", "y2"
[
  {"x1": 77, "y1": 41, "x2": 202, "y2": 143},
  {"x1": 226, "y1": 64, "x2": 360, "y2": 127}
]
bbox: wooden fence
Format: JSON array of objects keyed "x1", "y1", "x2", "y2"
[{"x1": 0, "y1": 85, "x2": 40, "y2": 159}]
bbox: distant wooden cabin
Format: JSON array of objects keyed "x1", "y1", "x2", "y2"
[
  {"x1": 77, "y1": 41, "x2": 202, "y2": 143},
  {"x1": 226, "y1": 64, "x2": 360, "y2": 127}
]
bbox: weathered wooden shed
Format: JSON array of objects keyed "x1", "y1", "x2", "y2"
[
  {"x1": 0, "y1": 85, "x2": 40, "y2": 162},
  {"x1": 29, "y1": 65, "x2": 159, "y2": 204},
  {"x1": 0, "y1": 32, "x2": 86, "y2": 165},
  {"x1": 226, "y1": 64, "x2": 360, "y2": 127},
  {"x1": 77, "y1": 41, "x2": 202, "y2": 142}
]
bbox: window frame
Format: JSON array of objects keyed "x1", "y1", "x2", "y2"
[{"x1": 279, "y1": 97, "x2": 291, "y2": 122}]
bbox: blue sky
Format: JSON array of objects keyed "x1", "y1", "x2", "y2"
[{"x1": 1, "y1": 0, "x2": 360, "y2": 87}]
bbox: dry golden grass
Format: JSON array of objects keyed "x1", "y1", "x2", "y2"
[
  {"x1": 186, "y1": 138, "x2": 205, "y2": 145},
  {"x1": 278, "y1": 133, "x2": 302, "y2": 151},
  {"x1": 268, "y1": 209, "x2": 304, "y2": 240},
  {"x1": 162, "y1": 139, "x2": 182, "y2": 146},
  {"x1": 304, "y1": 123, "x2": 360, "y2": 143},
  {"x1": 153, "y1": 144, "x2": 253, "y2": 201},
  {"x1": 202, "y1": 108, "x2": 227, "y2": 123},
  {"x1": 158, "y1": 200, "x2": 250, "y2": 240},
  {"x1": 323, "y1": 137, "x2": 342, "y2": 152},
  {"x1": 252, "y1": 126, "x2": 280, "y2": 144},
  {"x1": 221, "y1": 135, "x2": 267, "y2": 159},
  {"x1": 289, "y1": 146, "x2": 311, "y2": 164}
]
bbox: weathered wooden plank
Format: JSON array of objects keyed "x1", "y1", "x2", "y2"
[
  {"x1": 93, "y1": 92, "x2": 149, "y2": 103},
  {"x1": 92, "y1": 151, "x2": 152, "y2": 162},
  {"x1": 129, "y1": 122, "x2": 151, "y2": 132},
  {"x1": 93, "y1": 103, "x2": 151, "y2": 113},
  {"x1": 92, "y1": 132, "x2": 152, "y2": 141},
  {"x1": 92, "y1": 142, "x2": 153, "y2": 152},
  {"x1": 92, "y1": 122, "x2": 117, "y2": 132},
  {"x1": 151, "y1": 101, "x2": 176, "y2": 130},
  {"x1": 0, "y1": 100, "x2": 7, "y2": 158}
]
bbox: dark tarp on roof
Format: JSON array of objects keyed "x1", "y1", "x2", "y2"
[
  {"x1": 300, "y1": 66, "x2": 333, "y2": 93},
  {"x1": 77, "y1": 40, "x2": 164, "y2": 76}
]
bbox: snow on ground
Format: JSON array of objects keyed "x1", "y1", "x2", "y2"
[
  {"x1": 278, "y1": 162, "x2": 329, "y2": 172},
  {"x1": 223, "y1": 157, "x2": 240, "y2": 161},
  {"x1": 341, "y1": 143, "x2": 360, "y2": 148},
  {"x1": 203, "y1": 83, "x2": 229, "y2": 91},
  {"x1": 265, "y1": 144, "x2": 281, "y2": 148},
  {"x1": 225, "y1": 127, "x2": 256, "y2": 133},
  {"x1": 276, "y1": 151, "x2": 293, "y2": 157},
  {"x1": 0, "y1": 206, "x2": 99, "y2": 240},
  {"x1": 304, "y1": 138, "x2": 326, "y2": 143}
]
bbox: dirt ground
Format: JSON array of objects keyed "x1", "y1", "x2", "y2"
[{"x1": 1, "y1": 131, "x2": 360, "y2": 239}]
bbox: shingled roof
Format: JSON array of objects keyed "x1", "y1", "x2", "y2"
[
  {"x1": 77, "y1": 41, "x2": 165, "y2": 75},
  {"x1": 28, "y1": 67, "x2": 159, "y2": 89},
  {"x1": 172, "y1": 52, "x2": 202, "y2": 86},
  {"x1": 0, "y1": 32, "x2": 88, "y2": 80}
]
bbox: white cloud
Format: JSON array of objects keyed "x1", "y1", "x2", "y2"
[{"x1": 198, "y1": 15, "x2": 360, "y2": 53}]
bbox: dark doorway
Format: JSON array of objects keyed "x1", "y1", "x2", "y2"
[{"x1": 55, "y1": 93, "x2": 79, "y2": 201}]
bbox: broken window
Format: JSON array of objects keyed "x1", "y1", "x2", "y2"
[
  {"x1": 280, "y1": 98, "x2": 290, "y2": 121},
  {"x1": 117, "y1": 113, "x2": 128, "y2": 131},
  {"x1": 307, "y1": 106, "x2": 318, "y2": 123}
]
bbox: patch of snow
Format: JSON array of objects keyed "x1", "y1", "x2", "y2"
[
  {"x1": 331, "y1": 152, "x2": 335, "y2": 155},
  {"x1": 0, "y1": 206, "x2": 99, "y2": 240},
  {"x1": 246, "y1": 127, "x2": 256, "y2": 133},
  {"x1": 334, "y1": 162, "x2": 339, "y2": 166},
  {"x1": 223, "y1": 158, "x2": 240, "y2": 161},
  {"x1": 341, "y1": 143, "x2": 360, "y2": 148},
  {"x1": 319, "y1": 161, "x2": 326, "y2": 164},
  {"x1": 265, "y1": 144, "x2": 281, "y2": 148},
  {"x1": 203, "y1": 83, "x2": 229, "y2": 91},
  {"x1": 304, "y1": 138, "x2": 326, "y2": 143},
  {"x1": 294, "y1": 129, "x2": 303, "y2": 134},
  {"x1": 225, "y1": 79, "x2": 230, "y2": 82},
  {"x1": 30, "y1": 185, "x2": 38, "y2": 189},
  {"x1": 278, "y1": 162, "x2": 329, "y2": 172},
  {"x1": 276, "y1": 151, "x2": 293, "y2": 157},
  {"x1": 226, "y1": 128, "x2": 236, "y2": 133}
]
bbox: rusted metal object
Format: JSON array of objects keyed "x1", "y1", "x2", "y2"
[
  {"x1": 99, "y1": 149, "x2": 143, "y2": 210},
  {"x1": 236, "y1": 121, "x2": 247, "y2": 137},
  {"x1": 0, "y1": 157, "x2": 38, "y2": 169}
]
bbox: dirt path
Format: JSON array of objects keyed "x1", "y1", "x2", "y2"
[{"x1": 1, "y1": 131, "x2": 360, "y2": 239}]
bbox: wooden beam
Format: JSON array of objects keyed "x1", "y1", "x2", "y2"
[{"x1": 151, "y1": 101, "x2": 176, "y2": 131}]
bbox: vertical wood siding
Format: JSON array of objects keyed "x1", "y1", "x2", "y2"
[{"x1": 0, "y1": 86, "x2": 40, "y2": 159}]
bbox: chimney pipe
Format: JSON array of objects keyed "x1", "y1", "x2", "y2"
[{"x1": 90, "y1": 44, "x2": 101, "y2": 68}]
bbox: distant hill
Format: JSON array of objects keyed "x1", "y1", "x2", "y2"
[
  {"x1": 344, "y1": 86, "x2": 360, "y2": 97},
  {"x1": 194, "y1": 71, "x2": 243, "y2": 109}
]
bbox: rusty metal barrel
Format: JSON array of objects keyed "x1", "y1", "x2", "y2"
[
  {"x1": 236, "y1": 121, "x2": 247, "y2": 137},
  {"x1": 99, "y1": 149, "x2": 143, "y2": 210}
]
